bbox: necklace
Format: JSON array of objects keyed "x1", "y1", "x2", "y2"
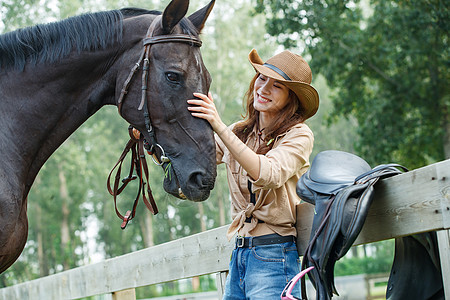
[
  {"x1": 257, "y1": 128, "x2": 265, "y2": 137},
  {"x1": 257, "y1": 128, "x2": 265, "y2": 146}
]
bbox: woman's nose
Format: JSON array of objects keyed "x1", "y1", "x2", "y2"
[{"x1": 260, "y1": 81, "x2": 272, "y2": 94}]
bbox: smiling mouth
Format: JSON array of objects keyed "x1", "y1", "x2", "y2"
[{"x1": 257, "y1": 94, "x2": 272, "y2": 103}]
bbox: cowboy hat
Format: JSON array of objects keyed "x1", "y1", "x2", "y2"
[{"x1": 249, "y1": 48, "x2": 319, "y2": 120}]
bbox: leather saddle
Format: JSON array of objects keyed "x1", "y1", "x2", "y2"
[{"x1": 296, "y1": 150, "x2": 443, "y2": 299}]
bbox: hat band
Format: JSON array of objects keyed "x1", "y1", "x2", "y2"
[{"x1": 263, "y1": 63, "x2": 291, "y2": 81}]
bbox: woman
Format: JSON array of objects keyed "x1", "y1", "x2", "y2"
[{"x1": 188, "y1": 49, "x2": 319, "y2": 299}]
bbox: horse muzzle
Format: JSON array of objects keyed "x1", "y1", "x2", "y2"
[{"x1": 162, "y1": 160, "x2": 215, "y2": 202}]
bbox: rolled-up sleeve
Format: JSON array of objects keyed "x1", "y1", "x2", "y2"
[
  {"x1": 215, "y1": 133, "x2": 225, "y2": 165},
  {"x1": 251, "y1": 125, "x2": 313, "y2": 190}
]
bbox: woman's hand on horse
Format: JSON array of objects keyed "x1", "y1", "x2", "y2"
[{"x1": 188, "y1": 92, "x2": 226, "y2": 133}]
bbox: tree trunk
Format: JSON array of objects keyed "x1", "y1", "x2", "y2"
[
  {"x1": 33, "y1": 176, "x2": 50, "y2": 276},
  {"x1": 362, "y1": 244, "x2": 368, "y2": 257},
  {"x1": 36, "y1": 204, "x2": 49, "y2": 276},
  {"x1": 139, "y1": 212, "x2": 154, "y2": 247},
  {"x1": 218, "y1": 193, "x2": 226, "y2": 226},
  {"x1": 58, "y1": 165, "x2": 71, "y2": 270},
  {"x1": 351, "y1": 246, "x2": 358, "y2": 258},
  {"x1": 444, "y1": 110, "x2": 450, "y2": 159},
  {"x1": 198, "y1": 202, "x2": 206, "y2": 232}
]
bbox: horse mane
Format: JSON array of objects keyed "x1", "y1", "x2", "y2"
[
  {"x1": 0, "y1": 10, "x2": 124, "y2": 71},
  {"x1": 0, "y1": 8, "x2": 198, "y2": 71}
]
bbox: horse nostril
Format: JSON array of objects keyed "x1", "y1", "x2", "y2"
[{"x1": 188, "y1": 171, "x2": 204, "y2": 188}]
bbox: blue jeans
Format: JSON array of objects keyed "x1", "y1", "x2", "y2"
[{"x1": 223, "y1": 238, "x2": 301, "y2": 299}]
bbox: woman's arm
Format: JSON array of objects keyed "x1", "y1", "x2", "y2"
[{"x1": 188, "y1": 92, "x2": 260, "y2": 180}]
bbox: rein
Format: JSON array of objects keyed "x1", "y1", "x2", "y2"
[
  {"x1": 108, "y1": 17, "x2": 202, "y2": 229},
  {"x1": 107, "y1": 126, "x2": 158, "y2": 229}
]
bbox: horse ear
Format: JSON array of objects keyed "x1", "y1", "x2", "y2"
[
  {"x1": 162, "y1": 0, "x2": 190, "y2": 34},
  {"x1": 187, "y1": 0, "x2": 215, "y2": 33}
]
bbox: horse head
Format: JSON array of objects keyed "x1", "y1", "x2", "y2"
[
  {"x1": 0, "y1": 0, "x2": 216, "y2": 274},
  {"x1": 116, "y1": 0, "x2": 216, "y2": 202}
]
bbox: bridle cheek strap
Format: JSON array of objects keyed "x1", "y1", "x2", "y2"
[{"x1": 110, "y1": 17, "x2": 202, "y2": 229}]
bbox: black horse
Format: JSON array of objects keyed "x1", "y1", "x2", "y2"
[{"x1": 0, "y1": 0, "x2": 217, "y2": 274}]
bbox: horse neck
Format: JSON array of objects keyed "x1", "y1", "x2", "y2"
[{"x1": 0, "y1": 49, "x2": 119, "y2": 198}]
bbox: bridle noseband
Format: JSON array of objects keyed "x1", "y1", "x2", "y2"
[{"x1": 108, "y1": 17, "x2": 202, "y2": 229}]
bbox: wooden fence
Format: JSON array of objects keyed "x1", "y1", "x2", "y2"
[{"x1": 1, "y1": 159, "x2": 449, "y2": 300}]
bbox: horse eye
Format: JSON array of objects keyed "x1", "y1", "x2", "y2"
[{"x1": 166, "y1": 72, "x2": 181, "y2": 84}]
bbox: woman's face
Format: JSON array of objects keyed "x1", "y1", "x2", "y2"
[{"x1": 253, "y1": 74, "x2": 290, "y2": 120}]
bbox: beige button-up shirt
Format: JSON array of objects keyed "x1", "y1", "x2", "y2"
[{"x1": 216, "y1": 122, "x2": 314, "y2": 240}]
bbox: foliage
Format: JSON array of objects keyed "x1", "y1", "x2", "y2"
[
  {"x1": 254, "y1": 0, "x2": 449, "y2": 168},
  {"x1": 334, "y1": 241, "x2": 395, "y2": 276},
  {"x1": 307, "y1": 75, "x2": 359, "y2": 157}
]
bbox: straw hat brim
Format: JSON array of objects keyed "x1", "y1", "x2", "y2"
[{"x1": 249, "y1": 50, "x2": 319, "y2": 120}]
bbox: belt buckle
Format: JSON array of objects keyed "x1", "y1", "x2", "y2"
[{"x1": 236, "y1": 236, "x2": 245, "y2": 248}]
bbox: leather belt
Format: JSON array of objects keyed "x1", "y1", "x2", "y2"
[{"x1": 235, "y1": 234, "x2": 296, "y2": 248}]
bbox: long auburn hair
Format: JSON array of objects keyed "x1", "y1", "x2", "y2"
[{"x1": 232, "y1": 73, "x2": 306, "y2": 154}]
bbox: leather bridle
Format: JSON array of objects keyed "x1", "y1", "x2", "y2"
[{"x1": 108, "y1": 16, "x2": 202, "y2": 229}]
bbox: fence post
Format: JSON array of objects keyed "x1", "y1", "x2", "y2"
[
  {"x1": 216, "y1": 271, "x2": 228, "y2": 299},
  {"x1": 112, "y1": 288, "x2": 136, "y2": 300},
  {"x1": 437, "y1": 229, "x2": 450, "y2": 299},
  {"x1": 436, "y1": 160, "x2": 450, "y2": 299}
]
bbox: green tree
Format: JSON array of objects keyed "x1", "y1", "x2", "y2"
[
  {"x1": 255, "y1": 0, "x2": 449, "y2": 168},
  {"x1": 307, "y1": 75, "x2": 359, "y2": 157}
]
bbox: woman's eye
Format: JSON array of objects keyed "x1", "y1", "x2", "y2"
[
  {"x1": 274, "y1": 81, "x2": 287, "y2": 89},
  {"x1": 166, "y1": 72, "x2": 181, "y2": 83}
]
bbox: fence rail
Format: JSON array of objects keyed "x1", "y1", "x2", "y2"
[{"x1": 1, "y1": 159, "x2": 449, "y2": 300}]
